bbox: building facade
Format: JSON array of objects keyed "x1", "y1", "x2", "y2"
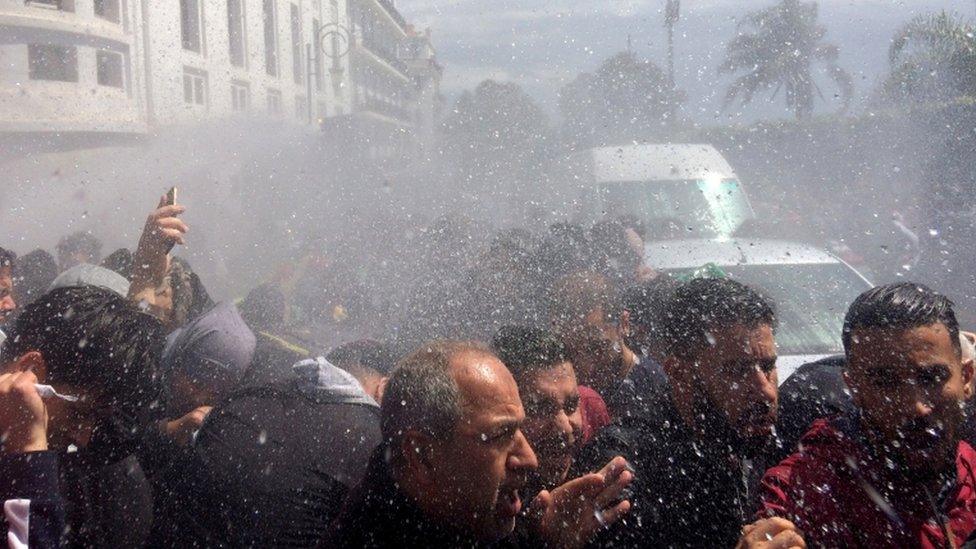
[{"x1": 0, "y1": 0, "x2": 438, "y2": 152}]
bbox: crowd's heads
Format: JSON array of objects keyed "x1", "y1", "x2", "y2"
[
  {"x1": 0, "y1": 246, "x2": 16, "y2": 326},
  {"x1": 13, "y1": 249, "x2": 57, "y2": 310},
  {"x1": 326, "y1": 339, "x2": 396, "y2": 403},
  {"x1": 162, "y1": 302, "x2": 257, "y2": 415},
  {"x1": 493, "y1": 325, "x2": 582, "y2": 487},
  {"x1": 549, "y1": 271, "x2": 632, "y2": 392},
  {"x1": 842, "y1": 282, "x2": 973, "y2": 476},
  {"x1": 382, "y1": 340, "x2": 537, "y2": 542},
  {"x1": 622, "y1": 275, "x2": 683, "y2": 360},
  {"x1": 56, "y1": 231, "x2": 103, "y2": 272},
  {"x1": 2, "y1": 286, "x2": 164, "y2": 454},
  {"x1": 661, "y1": 277, "x2": 778, "y2": 456},
  {"x1": 588, "y1": 218, "x2": 643, "y2": 284}
]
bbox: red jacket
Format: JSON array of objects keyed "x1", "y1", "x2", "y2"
[{"x1": 760, "y1": 418, "x2": 976, "y2": 548}]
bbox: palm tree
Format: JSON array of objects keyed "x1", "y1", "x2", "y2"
[
  {"x1": 882, "y1": 11, "x2": 976, "y2": 105},
  {"x1": 720, "y1": 0, "x2": 852, "y2": 120}
]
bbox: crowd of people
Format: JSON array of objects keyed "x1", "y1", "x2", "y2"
[{"x1": 1, "y1": 195, "x2": 976, "y2": 549}]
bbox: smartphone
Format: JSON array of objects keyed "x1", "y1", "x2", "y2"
[{"x1": 165, "y1": 186, "x2": 179, "y2": 206}]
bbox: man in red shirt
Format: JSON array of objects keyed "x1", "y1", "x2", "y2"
[{"x1": 743, "y1": 282, "x2": 976, "y2": 549}]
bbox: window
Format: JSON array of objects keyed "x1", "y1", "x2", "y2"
[
  {"x1": 96, "y1": 50, "x2": 125, "y2": 89},
  {"x1": 227, "y1": 0, "x2": 246, "y2": 68},
  {"x1": 27, "y1": 0, "x2": 74, "y2": 12},
  {"x1": 183, "y1": 68, "x2": 208, "y2": 106},
  {"x1": 181, "y1": 0, "x2": 203, "y2": 53},
  {"x1": 94, "y1": 0, "x2": 121, "y2": 23},
  {"x1": 231, "y1": 81, "x2": 249, "y2": 112},
  {"x1": 290, "y1": 4, "x2": 303, "y2": 85},
  {"x1": 267, "y1": 89, "x2": 282, "y2": 114},
  {"x1": 28, "y1": 44, "x2": 78, "y2": 82},
  {"x1": 313, "y1": 17, "x2": 323, "y2": 91},
  {"x1": 263, "y1": 0, "x2": 278, "y2": 77}
]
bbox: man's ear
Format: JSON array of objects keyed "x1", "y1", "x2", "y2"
[
  {"x1": 962, "y1": 357, "x2": 975, "y2": 399},
  {"x1": 375, "y1": 376, "x2": 389, "y2": 404},
  {"x1": 5, "y1": 351, "x2": 45, "y2": 380},
  {"x1": 618, "y1": 310, "x2": 632, "y2": 338},
  {"x1": 399, "y1": 430, "x2": 437, "y2": 485}
]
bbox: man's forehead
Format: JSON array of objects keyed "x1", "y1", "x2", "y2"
[
  {"x1": 709, "y1": 323, "x2": 776, "y2": 355},
  {"x1": 849, "y1": 324, "x2": 958, "y2": 364},
  {"x1": 452, "y1": 352, "x2": 522, "y2": 412},
  {"x1": 526, "y1": 362, "x2": 577, "y2": 392}
]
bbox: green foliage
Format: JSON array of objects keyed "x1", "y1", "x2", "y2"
[
  {"x1": 720, "y1": 0, "x2": 852, "y2": 120},
  {"x1": 881, "y1": 11, "x2": 976, "y2": 105},
  {"x1": 558, "y1": 51, "x2": 683, "y2": 147}
]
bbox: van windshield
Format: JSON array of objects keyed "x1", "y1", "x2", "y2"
[{"x1": 598, "y1": 179, "x2": 754, "y2": 238}]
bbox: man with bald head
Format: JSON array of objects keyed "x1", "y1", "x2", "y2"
[{"x1": 328, "y1": 340, "x2": 539, "y2": 547}]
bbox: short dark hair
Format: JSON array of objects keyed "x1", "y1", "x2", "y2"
[
  {"x1": 492, "y1": 326, "x2": 567, "y2": 380},
  {"x1": 0, "y1": 247, "x2": 15, "y2": 270},
  {"x1": 622, "y1": 276, "x2": 683, "y2": 349},
  {"x1": 842, "y1": 282, "x2": 960, "y2": 357},
  {"x1": 549, "y1": 271, "x2": 620, "y2": 332},
  {"x1": 662, "y1": 278, "x2": 776, "y2": 359},
  {"x1": 381, "y1": 341, "x2": 490, "y2": 462},
  {"x1": 4, "y1": 286, "x2": 164, "y2": 420},
  {"x1": 56, "y1": 231, "x2": 102, "y2": 263},
  {"x1": 327, "y1": 339, "x2": 397, "y2": 378}
]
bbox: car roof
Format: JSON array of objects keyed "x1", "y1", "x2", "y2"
[
  {"x1": 578, "y1": 143, "x2": 737, "y2": 183},
  {"x1": 645, "y1": 238, "x2": 843, "y2": 269}
]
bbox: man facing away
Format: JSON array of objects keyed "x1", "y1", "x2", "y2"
[
  {"x1": 575, "y1": 277, "x2": 780, "y2": 547},
  {"x1": 741, "y1": 282, "x2": 976, "y2": 548}
]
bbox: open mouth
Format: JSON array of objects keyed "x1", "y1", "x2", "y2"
[{"x1": 500, "y1": 487, "x2": 522, "y2": 517}]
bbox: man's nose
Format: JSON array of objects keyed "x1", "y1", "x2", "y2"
[
  {"x1": 508, "y1": 430, "x2": 538, "y2": 472},
  {"x1": 748, "y1": 365, "x2": 777, "y2": 406}
]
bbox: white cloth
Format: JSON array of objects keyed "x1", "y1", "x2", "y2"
[{"x1": 4, "y1": 499, "x2": 30, "y2": 549}]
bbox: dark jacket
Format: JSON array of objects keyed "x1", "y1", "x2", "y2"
[
  {"x1": 150, "y1": 358, "x2": 382, "y2": 548},
  {"x1": 573, "y1": 385, "x2": 764, "y2": 548},
  {"x1": 1, "y1": 452, "x2": 64, "y2": 549},
  {"x1": 326, "y1": 445, "x2": 491, "y2": 549},
  {"x1": 761, "y1": 416, "x2": 976, "y2": 548},
  {"x1": 773, "y1": 355, "x2": 853, "y2": 463}
]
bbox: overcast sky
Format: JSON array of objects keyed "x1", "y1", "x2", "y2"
[{"x1": 399, "y1": 0, "x2": 976, "y2": 123}]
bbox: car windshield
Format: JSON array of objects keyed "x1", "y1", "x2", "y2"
[
  {"x1": 598, "y1": 179, "x2": 753, "y2": 238},
  {"x1": 667, "y1": 263, "x2": 870, "y2": 355}
]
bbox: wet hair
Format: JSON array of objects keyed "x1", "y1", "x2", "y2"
[
  {"x1": 548, "y1": 271, "x2": 620, "y2": 333},
  {"x1": 662, "y1": 278, "x2": 776, "y2": 359},
  {"x1": 327, "y1": 339, "x2": 397, "y2": 378},
  {"x1": 622, "y1": 276, "x2": 684, "y2": 351},
  {"x1": 0, "y1": 246, "x2": 14, "y2": 270},
  {"x1": 492, "y1": 325, "x2": 568, "y2": 380},
  {"x1": 238, "y1": 283, "x2": 287, "y2": 333},
  {"x1": 842, "y1": 282, "x2": 960, "y2": 357},
  {"x1": 13, "y1": 249, "x2": 57, "y2": 308},
  {"x1": 4, "y1": 286, "x2": 164, "y2": 419},
  {"x1": 381, "y1": 340, "x2": 490, "y2": 462},
  {"x1": 101, "y1": 248, "x2": 133, "y2": 280},
  {"x1": 56, "y1": 231, "x2": 102, "y2": 265}
]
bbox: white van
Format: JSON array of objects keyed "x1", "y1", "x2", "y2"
[
  {"x1": 644, "y1": 238, "x2": 873, "y2": 382},
  {"x1": 553, "y1": 143, "x2": 755, "y2": 238}
]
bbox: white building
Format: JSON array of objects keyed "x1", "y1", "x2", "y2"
[{"x1": 0, "y1": 0, "x2": 438, "y2": 154}]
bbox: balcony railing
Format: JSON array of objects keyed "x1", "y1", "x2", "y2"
[
  {"x1": 358, "y1": 33, "x2": 409, "y2": 76},
  {"x1": 359, "y1": 96, "x2": 412, "y2": 123}
]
